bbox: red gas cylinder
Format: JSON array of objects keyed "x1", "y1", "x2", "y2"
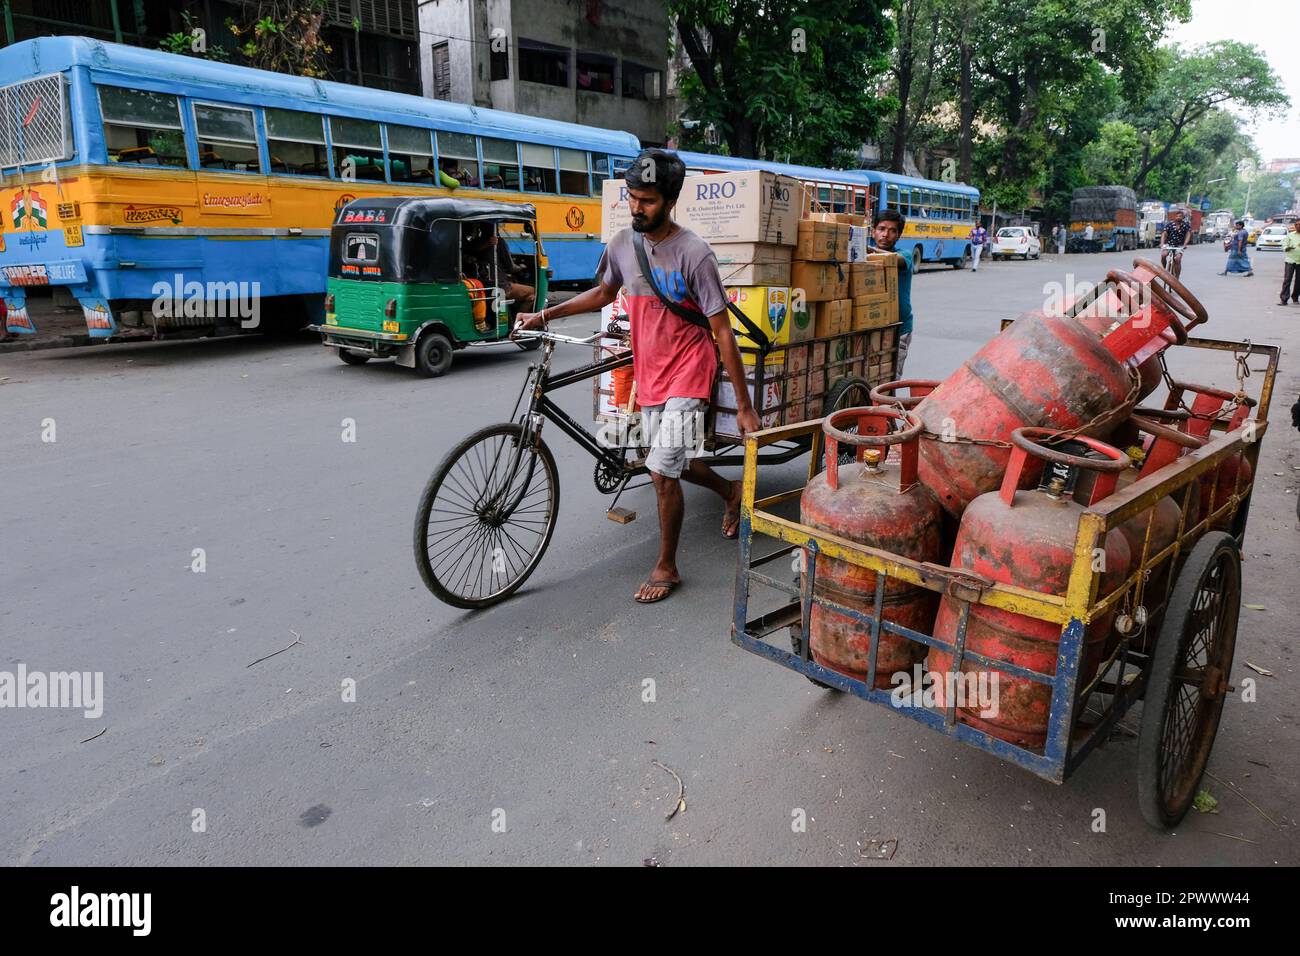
[
  {"x1": 1070, "y1": 259, "x2": 1208, "y2": 399},
  {"x1": 928, "y1": 429, "x2": 1132, "y2": 748},
  {"x1": 800, "y1": 407, "x2": 943, "y2": 687},
  {"x1": 914, "y1": 309, "x2": 1157, "y2": 518},
  {"x1": 869, "y1": 379, "x2": 939, "y2": 410},
  {"x1": 1077, "y1": 411, "x2": 1207, "y2": 657},
  {"x1": 1165, "y1": 381, "x2": 1257, "y2": 528}
]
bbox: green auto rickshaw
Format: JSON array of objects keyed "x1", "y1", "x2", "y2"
[{"x1": 312, "y1": 197, "x2": 548, "y2": 376}]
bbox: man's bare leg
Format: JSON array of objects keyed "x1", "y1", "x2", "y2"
[
  {"x1": 680, "y1": 458, "x2": 743, "y2": 538},
  {"x1": 635, "y1": 471, "x2": 684, "y2": 602}
]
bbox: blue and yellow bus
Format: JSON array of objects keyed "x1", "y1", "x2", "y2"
[
  {"x1": 0, "y1": 36, "x2": 639, "y2": 339},
  {"x1": 678, "y1": 151, "x2": 980, "y2": 271}
]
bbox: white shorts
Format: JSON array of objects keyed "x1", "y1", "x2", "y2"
[{"x1": 641, "y1": 397, "x2": 708, "y2": 478}]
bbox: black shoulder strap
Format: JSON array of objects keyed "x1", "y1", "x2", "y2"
[{"x1": 632, "y1": 230, "x2": 771, "y2": 354}]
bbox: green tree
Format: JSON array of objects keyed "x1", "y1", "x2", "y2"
[
  {"x1": 671, "y1": 0, "x2": 895, "y2": 165},
  {"x1": 1081, "y1": 120, "x2": 1142, "y2": 185},
  {"x1": 1125, "y1": 41, "x2": 1290, "y2": 193},
  {"x1": 969, "y1": 0, "x2": 1190, "y2": 205},
  {"x1": 228, "y1": 0, "x2": 332, "y2": 79}
]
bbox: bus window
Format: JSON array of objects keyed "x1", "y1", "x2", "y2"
[
  {"x1": 831, "y1": 185, "x2": 847, "y2": 213},
  {"x1": 266, "y1": 108, "x2": 328, "y2": 176},
  {"x1": 854, "y1": 189, "x2": 867, "y2": 216},
  {"x1": 437, "y1": 131, "x2": 480, "y2": 186},
  {"x1": 99, "y1": 86, "x2": 187, "y2": 167},
  {"x1": 192, "y1": 102, "x2": 259, "y2": 172},
  {"x1": 592, "y1": 155, "x2": 610, "y2": 194},
  {"x1": 886, "y1": 184, "x2": 899, "y2": 211},
  {"x1": 481, "y1": 137, "x2": 521, "y2": 190},
  {"x1": 558, "y1": 148, "x2": 589, "y2": 195},
  {"x1": 522, "y1": 143, "x2": 557, "y2": 192},
  {"x1": 330, "y1": 117, "x2": 383, "y2": 180},
  {"x1": 816, "y1": 185, "x2": 831, "y2": 211},
  {"x1": 387, "y1": 124, "x2": 434, "y2": 183}
]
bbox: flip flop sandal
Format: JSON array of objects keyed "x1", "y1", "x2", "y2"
[{"x1": 635, "y1": 579, "x2": 679, "y2": 604}]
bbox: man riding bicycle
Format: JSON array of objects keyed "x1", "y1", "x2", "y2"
[{"x1": 1161, "y1": 208, "x2": 1192, "y2": 278}]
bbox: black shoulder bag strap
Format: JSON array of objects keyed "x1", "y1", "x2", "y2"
[{"x1": 631, "y1": 230, "x2": 771, "y2": 355}]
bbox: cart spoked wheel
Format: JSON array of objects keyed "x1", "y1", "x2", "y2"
[
  {"x1": 1137, "y1": 532, "x2": 1241, "y2": 829},
  {"x1": 413, "y1": 422, "x2": 559, "y2": 609}
]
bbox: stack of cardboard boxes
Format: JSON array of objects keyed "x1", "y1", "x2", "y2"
[{"x1": 597, "y1": 171, "x2": 903, "y2": 443}]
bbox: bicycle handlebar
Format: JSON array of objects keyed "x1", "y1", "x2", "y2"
[{"x1": 511, "y1": 326, "x2": 605, "y2": 346}]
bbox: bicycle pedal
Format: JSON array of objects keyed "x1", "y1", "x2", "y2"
[{"x1": 607, "y1": 507, "x2": 636, "y2": 524}]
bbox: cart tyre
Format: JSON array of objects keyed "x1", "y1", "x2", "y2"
[
  {"x1": 789, "y1": 620, "x2": 838, "y2": 691},
  {"x1": 414, "y1": 331, "x2": 454, "y2": 377},
  {"x1": 338, "y1": 348, "x2": 370, "y2": 366},
  {"x1": 1137, "y1": 531, "x2": 1241, "y2": 829},
  {"x1": 413, "y1": 422, "x2": 559, "y2": 609}
]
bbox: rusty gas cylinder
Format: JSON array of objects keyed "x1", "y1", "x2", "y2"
[
  {"x1": 799, "y1": 407, "x2": 943, "y2": 687},
  {"x1": 928, "y1": 429, "x2": 1132, "y2": 749}
]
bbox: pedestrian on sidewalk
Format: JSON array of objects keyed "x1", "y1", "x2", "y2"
[
  {"x1": 1053, "y1": 224, "x2": 1066, "y2": 256},
  {"x1": 1281, "y1": 220, "x2": 1300, "y2": 305},
  {"x1": 1220, "y1": 220, "x2": 1254, "y2": 277},
  {"x1": 969, "y1": 221, "x2": 988, "y2": 271}
]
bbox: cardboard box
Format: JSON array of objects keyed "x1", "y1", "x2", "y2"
[
  {"x1": 602, "y1": 171, "x2": 801, "y2": 244},
  {"x1": 811, "y1": 299, "x2": 851, "y2": 338},
  {"x1": 785, "y1": 343, "x2": 809, "y2": 376},
  {"x1": 851, "y1": 259, "x2": 891, "y2": 300},
  {"x1": 727, "y1": 285, "x2": 793, "y2": 354},
  {"x1": 714, "y1": 371, "x2": 784, "y2": 439},
  {"x1": 847, "y1": 226, "x2": 871, "y2": 263},
  {"x1": 713, "y1": 243, "x2": 793, "y2": 286},
  {"x1": 790, "y1": 260, "x2": 849, "y2": 302},
  {"x1": 854, "y1": 298, "x2": 898, "y2": 331},
  {"x1": 794, "y1": 220, "x2": 849, "y2": 262},
  {"x1": 870, "y1": 252, "x2": 903, "y2": 297},
  {"x1": 809, "y1": 212, "x2": 866, "y2": 227}
]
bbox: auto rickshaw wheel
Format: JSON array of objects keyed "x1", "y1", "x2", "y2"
[
  {"x1": 338, "y1": 348, "x2": 370, "y2": 366},
  {"x1": 1137, "y1": 532, "x2": 1241, "y2": 829},
  {"x1": 414, "y1": 331, "x2": 454, "y2": 377}
]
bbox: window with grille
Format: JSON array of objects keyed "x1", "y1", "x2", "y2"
[{"x1": 1, "y1": 74, "x2": 72, "y2": 168}]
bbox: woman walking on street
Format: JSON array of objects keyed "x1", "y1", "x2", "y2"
[{"x1": 1220, "y1": 220, "x2": 1254, "y2": 277}]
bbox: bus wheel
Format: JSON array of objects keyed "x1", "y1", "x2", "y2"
[
  {"x1": 414, "y1": 331, "x2": 454, "y2": 377},
  {"x1": 951, "y1": 247, "x2": 971, "y2": 270},
  {"x1": 338, "y1": 348, "x2": 370, "y2": 366},
  {"x1": 911, "y1": 247, "x2": 921, "y2": 273}
]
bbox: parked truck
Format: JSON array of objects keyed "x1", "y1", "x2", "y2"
[
  {"x1": 1069, "y1": 186, "x2": 1139, "y2": 252},
  {"x1": 1205, "y1": 209, "x2": 1233, "y2": 241}
]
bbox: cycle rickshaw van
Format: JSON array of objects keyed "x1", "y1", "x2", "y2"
[{"x1": 312, "y1": 197, "x2": 548, "y2": 376}]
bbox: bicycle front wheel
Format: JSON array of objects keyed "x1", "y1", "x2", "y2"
[{"x1": 413, "y1": 422, "x2": 560, "y2": 609}]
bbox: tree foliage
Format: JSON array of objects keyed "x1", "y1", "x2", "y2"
[{"x1": 670, "y1": 0, "x2": 895, "y2": 166}]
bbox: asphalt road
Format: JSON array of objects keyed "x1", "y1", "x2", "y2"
[{"x1": 3, "y1": 243, "x2": 1298, "y2": 866}]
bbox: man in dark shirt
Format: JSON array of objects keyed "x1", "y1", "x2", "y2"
[{"x1": 1161, "y1": 209, "x2": 1191, "y2": 277}]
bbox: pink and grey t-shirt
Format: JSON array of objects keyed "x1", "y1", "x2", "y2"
[{"x1": 597, "y1": 226, "x2": 728, "y2": 407}]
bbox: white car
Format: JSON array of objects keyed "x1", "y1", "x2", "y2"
[
  {"x1": 1255, "y1": 225, "x2": 1288, "y2": 251},
  {"x1": 991, "y1": 227, "x2": 1041, "y2": 260}
]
